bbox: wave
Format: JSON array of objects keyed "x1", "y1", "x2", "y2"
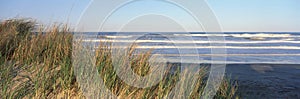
[
  {"x1": 89, "y1": 33, "x2": 299, "y2": 39},
  {"x1": 151, "y1": 54, "x2": 300, "y2": 56},
  {"x1": 97, "y1": 46, "x2": 300, "y2": 50},
  {"x1": 280, "y1": 38, "x2": 295, "y2": 41},
  {"x1": 150, "y1": 58, "x2": 299, "y2": 64},
  {"x1": 173, "y1": 33, "x2": 297, "y2": 38},
  {"x1": 135, "y1": 46, "x2": 300, "y2": 49},
  {"x1": 150, "y1": 54, "x2": 300, "y2": 64},
  {"x1": 82, "y1": 39, "x2": 300, "y2": 44},
  {"x1": 101, "y1": 35, "x2": 133, "y2": 38},
  {"x1": 230, "y1": 33, "x2": 292, "y2": 38}
]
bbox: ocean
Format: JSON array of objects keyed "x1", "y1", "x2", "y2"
[{"x1": 76, "y1": 32, "x2": 300, "y2": 64}]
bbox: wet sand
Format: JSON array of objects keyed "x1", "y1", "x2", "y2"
[
  {"x1": 168, "y1": 63, "x2": 300, "y2": 98},
  {"x1": 225, "y1": 64, "x2": 300, "y2": 98}
]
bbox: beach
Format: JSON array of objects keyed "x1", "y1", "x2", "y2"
[
  {"x1": 225, "y1": 64, "x2": 300, "y2": 98},
  {"x1": 166, "y1": 63, "x2": 300, "y2": 98}
]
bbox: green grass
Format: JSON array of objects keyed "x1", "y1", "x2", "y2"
[{"x1": 0, "y1": 19, "x2": 238, "y2": 99}]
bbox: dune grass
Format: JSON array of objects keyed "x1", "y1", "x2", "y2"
[
  {"x1": 0, "y1": 19, "x2": 79, "y2": 98},
  {"x1": 0, "y1": 19, "x2": 238, "y2": 99}
]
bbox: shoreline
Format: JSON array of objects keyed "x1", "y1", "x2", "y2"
[{"x1": 166, "y1": 63, "x2": 300, "y2": 98}]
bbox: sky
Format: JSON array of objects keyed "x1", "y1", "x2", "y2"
[{"x1": 0, "y1": 0, "x2": 299, "y2": 32}]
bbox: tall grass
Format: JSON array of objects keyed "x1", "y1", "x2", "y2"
[
  {"x1": 0, "y1": 19, "x2": 80, "y2": 98},
  {"x1": 95, "y1": 44, "x2": 239, "y2": 99},
  {"x1": 0, "y1": 19, "x2": 238, "y2": 98}
]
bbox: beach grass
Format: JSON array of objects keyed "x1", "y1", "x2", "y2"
[{"x1": 0, "y1": 19, "x2": 238, "y2": 98}]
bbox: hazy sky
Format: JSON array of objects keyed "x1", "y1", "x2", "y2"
[{"x1": 0, "y1": 0, "x2": 299, "y2": 32}]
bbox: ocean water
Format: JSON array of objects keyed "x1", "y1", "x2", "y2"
[{"x1": 75, "y1": 32, "x2": 300, "y2": 64}]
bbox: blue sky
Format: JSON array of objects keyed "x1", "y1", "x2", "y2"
[{"x1": 0, "y1": 0, "x2": 299, "y2": 32}]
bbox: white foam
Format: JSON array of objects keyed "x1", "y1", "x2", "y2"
[
  {"x1": 82, "y1": 39, "x2": 300, "y2": 44},
  {"x1": 230, "y1": 33, "x2": 292, "y2": 38},
  {"x1": 152, "y1": 54, "x2": 300, "y2": 56},
  {"x1": 280, "y1": 38, "x2": 295, "y2": 41},
  {"x1": 173, "y1": 33, "x2": 296, "y2": 38},
  {"x1": 96, "y1": 45, "x2": 300, "y2": 50},
  {"x1": 174, "y1": 34, "x2": 230, "y2": 37},
  {"x1": 104, "y1": 35, "x2": 132, "y2": 38},
  {"x1": 150, "y1": 58, "x2": 299, "y2": 64}
]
